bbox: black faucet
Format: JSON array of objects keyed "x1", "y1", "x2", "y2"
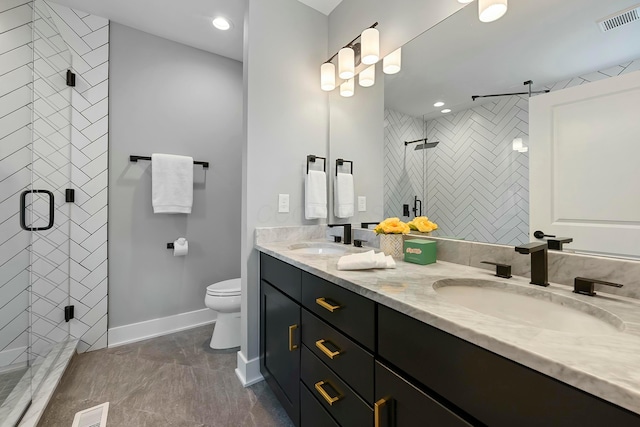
[
  {"x1": 574, "y1": 277, "x2": 623, "y2": 297},
  {"x1": 412, "y1": 196, "x2": 422, "y2": 217},
  {"x1": 533, "y1": 230, "x2": 573, "y2": 251},
  {"x1": 328, "y1": 224, "x2": 352, "y2": 245},
  {"x1": 515, "y1": 242, "x2": 549, "y2": 287}
]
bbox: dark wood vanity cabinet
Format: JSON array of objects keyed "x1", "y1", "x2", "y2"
[
  {"x1": 260, "y1": 254, "x2": 303, "y2": 426},
  {"x1": 260, "y1": 253, "x2": 640, "y2": 427}
]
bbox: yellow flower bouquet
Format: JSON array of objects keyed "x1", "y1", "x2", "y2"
[
  {"x1": 374, "y1": 218, "x2": 410, "y2": 235},
  {"x1": 407, "y1": 216, "x2": 438, "y2": 233}
]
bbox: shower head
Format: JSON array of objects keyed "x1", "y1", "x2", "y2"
[{"x1": 414, "y1": 141, "x2": 439, "y2": 150}]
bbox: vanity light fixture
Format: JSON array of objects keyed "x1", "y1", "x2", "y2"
[
  {"x1": 518, "y1": 146, "x2": 529, "y2": 153},
  {"x1": 359, "y1": 65, "x2": 375, "y2": 87},
  {"x1": 361, "y1": 28, "x2": 380, "y2": 65},
  {"x1": 212, "y1": 17, "x2": 231, "y2": 30},
  {"x1": 441, "y1": 109, "x2": 452, "y2": 114},
  {"x1": 338, "y1": 47, "x2": 355, "y2": 79},
  {"x1": 434, "y1": 101, "x2": 445, "y2": 107},
  {"x1": 478, "y1": 0, "x2": 508, "y2": 23},
  {"x1": 321, "y1": 62, "x2": 336, "y2": 91},
  {"x1": 458, "y1": 0, "x2": 474, "y2": 3},
  {"x1": 340, "y1": 78, "x2": 355, "y2": 97},
  {"x1": 383, "y1": 48, "x2": 402, "y2": 74},
  {"x1": 320, "y1": 22, "x2": 380, "y2": 94}
]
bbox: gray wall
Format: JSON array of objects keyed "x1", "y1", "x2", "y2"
[
  {"x1": 109, "y1": 23, "x2": 242, "y2": 328},
  {"x1": 329, "y1": 62, "x2": 385, "y2": 225},
  {"x1": 241, "y1": 0, "x2": 328, "y2": 372}
]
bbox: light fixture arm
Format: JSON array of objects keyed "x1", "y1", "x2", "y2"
[
  {"x1": 471, "y1": 80, "x2": 550, "y2": 101},
  {"x1": 324, "y1": 22, "x2": 379, "y2": 64}
]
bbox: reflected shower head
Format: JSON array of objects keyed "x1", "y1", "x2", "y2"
[{"x1": 414, "y1": 141, "x2": 439, "y2": 150}]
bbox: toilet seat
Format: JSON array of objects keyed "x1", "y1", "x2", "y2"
[{"x1": 206, "y1": 278, "x2": 241, "y2": 296}]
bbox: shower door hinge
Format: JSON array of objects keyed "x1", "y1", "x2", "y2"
[
  {"x1": 66, "y1": 70, "x2": 76, "y2": 87},
  {"x1": 64, "y1": 305, "x2": 75, "y2": 322},
  {"x1": 65, "y1": 189, "x2": 75, "y2": 203}
]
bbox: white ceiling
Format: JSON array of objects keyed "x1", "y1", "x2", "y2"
[
  {"x1": 385, "y1": 0, "x2": 640, "y2": 119},
  {"x1": 297, "y1": 0, "x2": 343, "y2": 16},
  {"x1": 50, "y1": 0, "x2": 245, "y2": 61}
]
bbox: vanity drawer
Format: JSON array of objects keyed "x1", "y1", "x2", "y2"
[
  {"x1": 301, "y1": 309, "x2": 374, "y2": 403},
  {"x1": 261, "y1": 253, "x2": 302, "y2": 301},
  {"x1": 377, "y1": 305, "x2": 640, "y2": 427},
  {"x1": 301, "y1": 346, "x2": 372, "y2": 427},
  {"x1": 301, "y1": 381, "x2": 340, "y2": 427},
  {"x1": 375, "y1": 361, "x2": 472, "y2": 427},
  {"x1": 301, "y1": 272, "x2": 375, "y2": 350}
]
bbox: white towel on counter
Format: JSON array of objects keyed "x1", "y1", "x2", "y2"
[
  {"x1": 305, "y1": 170, "x2": 327, "y2": 219},
  {"x1": 334, "y1": 172, "x2": 354, "y2": 218},
  {"x1": 152, "y1": 153, "x2": 194, "y2": 214},
  {"x1": 337, "y1": 251, "x2": 397, "y2": 271}
]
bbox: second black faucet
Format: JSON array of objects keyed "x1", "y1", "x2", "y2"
[{"x1": 328, "y1": 224, "x2": 352, "y2": 245}]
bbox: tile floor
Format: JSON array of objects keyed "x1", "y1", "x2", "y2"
[
  {"x1": 0, "y1": 368, "x2": 28, "y2": 407},
  {"x1": 38, "y1": 325, "x2": 294, "y2": 426}
]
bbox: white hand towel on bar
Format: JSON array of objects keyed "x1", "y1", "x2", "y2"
[
  {"x1": 152, "y1": 153, "x2": 194, "y2": 214},
  {"x1": 334, "y1": 172, "x2": 354, "y2": 218},
  {"x1": 305, "y1": 170, "x2": 327, "y2": 219}
]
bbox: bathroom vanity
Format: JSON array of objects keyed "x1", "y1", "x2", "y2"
[{"x1": 257, "y1": 241, "x2": 640, "y2": 427}]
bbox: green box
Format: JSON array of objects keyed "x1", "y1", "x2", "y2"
[{"x1": 403, "y1": 239, "x2": 437, "y2": 265}]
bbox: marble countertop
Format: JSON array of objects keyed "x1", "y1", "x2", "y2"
[{"x1": 256, "y1": 240, "x2": 640, "y2": 415}]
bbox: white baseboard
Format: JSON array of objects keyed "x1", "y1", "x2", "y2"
[
  {"x1": 235, "y1": 350, "x2": 263, "y2": 387},
  {"x1": 108, "y1": 308, "x2": 217, "y2": 348},
  {"x1": 0, "y1": 346, "x2": 28, "y2": 372}
]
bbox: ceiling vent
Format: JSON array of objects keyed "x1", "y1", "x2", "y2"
[{"x1": 598, "y1": 4, "x2": 640, "y2": 32}]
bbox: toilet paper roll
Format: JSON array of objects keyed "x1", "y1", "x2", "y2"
[{"x1": 173, "y1": 238, "x2": 188, "y2": 257}]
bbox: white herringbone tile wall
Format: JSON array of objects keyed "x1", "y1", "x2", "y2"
[
  {"x1": 425, "y1": 96, "x2": 530, "y2": 246},
  {"x1": 0, "y1": 0, "x2": 33, "y2": 368},
  {"x1": 47, "y1": 1, "x2": 109, "y2": 353},
  {"x1": 384, "y1": 59, "x2": 640, "y2": 246}
]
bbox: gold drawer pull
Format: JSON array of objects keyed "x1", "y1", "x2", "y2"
[
  {"x1": 314, "y1": 380, "x2": 342, "y2": 406},
  {"x1": 315, "y1": 339, "x2": 342, "y2": 360},
  {"x1": 374, "y1": 397, "x2": 390, "y2": 427},
  {"x1": 316, "y1": 297, "x2": 341, "y2": 312},
  {"x1": 288, "y1": 324, "x2": 298, "y2": 351}
]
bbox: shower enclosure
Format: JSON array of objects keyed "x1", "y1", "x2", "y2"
[{"x1": 1, "y1": 0, "x2": 73, "y2": 423}]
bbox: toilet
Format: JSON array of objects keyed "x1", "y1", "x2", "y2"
[{"x1": 204, "y1": 278, "x2": 241, "y2": 349}]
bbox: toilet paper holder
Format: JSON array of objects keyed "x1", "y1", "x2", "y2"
[{"x1": 167, "y1": 243, "x2": 174, "y2": 249}]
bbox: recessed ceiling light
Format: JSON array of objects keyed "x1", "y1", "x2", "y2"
[
  {"x1": 212, "y1": 17, "x2": 231, "y2": 31},
  {"x1": 434, "y1": 101, "x2": 445, "y2": 107},
  {"x1": 441, "y1": 109, "x2": 452, "y2": 113}
]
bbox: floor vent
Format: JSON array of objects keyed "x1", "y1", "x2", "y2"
[
  {"x1": 598, "y1": 4, "x2": 640, "y2": 32},
  {"x1": 72, "y1": 402, "x2": 109, "y2": 427}
]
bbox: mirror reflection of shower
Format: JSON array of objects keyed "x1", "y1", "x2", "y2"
[{"x1": 403, "y1": 118, "x2": 439, "y2": 218}]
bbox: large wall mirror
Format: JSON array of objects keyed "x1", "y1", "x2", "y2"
[{"x1": 330, "y1": 0, "x2": 640, "y2": 259}]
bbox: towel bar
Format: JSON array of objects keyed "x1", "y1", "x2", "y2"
[
  {"x1": 335, "y1": 158, "x2": 353, "y2": 176},
  {"x1": 129, "y1": 155, "x2": 209, "y2": 169},
  {"x1": 306, "y1": 155, "x2": 326, "y2": 174}
]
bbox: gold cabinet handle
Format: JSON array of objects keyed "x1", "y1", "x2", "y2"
[
  {"x1": 374, "y1": 397, "x2": 390, "y2": 427},
  {"x1": 316, "y1": 297, "x2": 341, "y2": 312},
  {"x1": 314, "y1": 381, "x2": 342, "y2": 406},
  {"x1": 315, "y1": 339, "x2": 342, "y2": 360},
  {"x1": 288, "y1": 324, "x2": 298, "y2": 351}
]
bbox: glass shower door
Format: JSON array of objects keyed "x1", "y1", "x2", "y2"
[{"x1": 0, "y1": 0, "x2": 72, "y2": 423}]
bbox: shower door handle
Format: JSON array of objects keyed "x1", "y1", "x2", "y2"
[{"x1": 20, "y1": 190, "x2": 55, "y2": 231}]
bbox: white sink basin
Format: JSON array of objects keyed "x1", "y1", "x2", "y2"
[
  {"x1": 288, "y1": 243, "x2": 348, "y2": 255},
  {"x1": 433, "y1": 279, "x2": 624, "y2": 335}
]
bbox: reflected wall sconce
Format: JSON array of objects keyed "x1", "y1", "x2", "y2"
[
  {"x1": 513, "y1": 137, "x2": 528, "y2": 153},
  {"x1": 321, "y1": 22, "x2": 397, "y2": 97},
  {"x1": 383, "y1": 48, "x2": 402, "y2": 75},
  {"x1": 457, "y1": 0, "x2": 508, "y2": 23}
]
